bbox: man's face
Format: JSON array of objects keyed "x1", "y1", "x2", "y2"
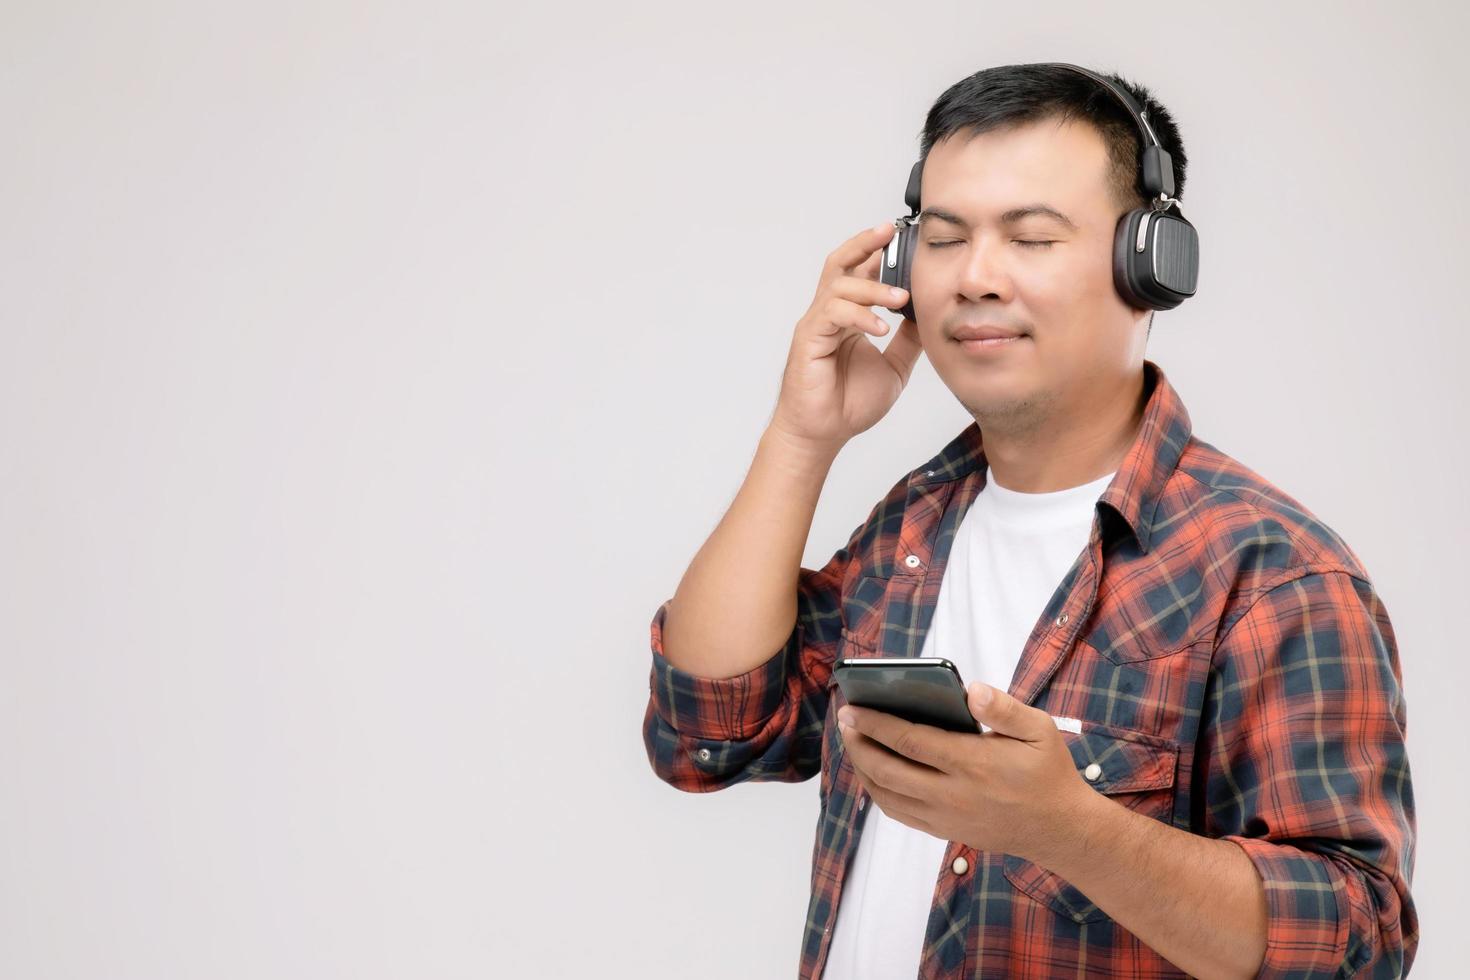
[{"x1": 911, "y1": 116, "x2": 1150, "y2": 433}]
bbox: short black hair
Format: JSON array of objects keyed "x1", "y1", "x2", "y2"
[
  {"x1": 919, "y1": 64, "x2": 1188, "y2": 342},
  {"x1": 919, "y1": 63, "x2": 1188, "y2": 215}
]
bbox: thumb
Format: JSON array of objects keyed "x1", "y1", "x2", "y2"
[{"x1": 967, "y1": 681, "x2": 1045, "y2": 741}]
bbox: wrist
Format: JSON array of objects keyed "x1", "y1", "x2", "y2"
[
  {"x1": 1029, "y1": 783, "x2": 1112, "y2": 874},
  {"x1": 760, "y1": 423, "x2": 843, "y2": 471}
]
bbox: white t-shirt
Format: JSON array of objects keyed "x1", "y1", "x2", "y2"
[{"x1": 821, "y1": 462, "x2": 1116, "y2": 980}]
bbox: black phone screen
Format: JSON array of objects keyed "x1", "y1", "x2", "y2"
[{"x1": 832, "y1": 657, "x2": 982, "y2": 734}]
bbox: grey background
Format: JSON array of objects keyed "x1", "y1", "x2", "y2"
[{"x1": 2, "y1": 1, "x2": 1464, "y2": 977}]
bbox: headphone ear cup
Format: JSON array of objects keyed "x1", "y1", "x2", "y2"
[
  {"x1": 1113, "y1": 207, "x2": 1200, "y2": 311},
  {"x1": 1112, "y1": 208, "x2": 1156, "y2": 310},
  {"x1": 879, "y1": 220, "x2": 920, "y2": 321},
  {"x1": 897, "y1": 221, "x2": 918, "y2": 321}
]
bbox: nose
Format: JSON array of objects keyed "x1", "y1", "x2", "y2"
[{"x1": 954, "y1": 236, "x2": 1016, "y2": 304}]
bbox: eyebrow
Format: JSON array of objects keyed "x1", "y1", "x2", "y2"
[{"x1": 918, "y1": 204, "x2": 1078, "y2": 232}]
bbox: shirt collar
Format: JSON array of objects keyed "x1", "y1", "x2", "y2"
[{"x1": 908, "y1": 358, "x2": 1192, "y2": 555}]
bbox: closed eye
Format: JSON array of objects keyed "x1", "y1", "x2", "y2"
[{"x1": 926, "y1": 240, "x2": 1056, "y2": 249}]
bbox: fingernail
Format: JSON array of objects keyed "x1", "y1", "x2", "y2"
[
  {"x1": 873, "y1": 222, "x2": 890, "y2": 234},
  {"x1": 890, "y1": 286, "x2": 906, "y2": 299}
]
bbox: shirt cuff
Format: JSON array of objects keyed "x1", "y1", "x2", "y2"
[
  {"x1": 1222, "y1": 834, "x2": 1352, "y2": 978},
  {"x1": 646, "y1": 600, "x2": 795, "y2": 742}
]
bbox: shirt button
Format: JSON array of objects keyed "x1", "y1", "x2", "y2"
[
  {"x1": 951, "y1": 855, "x2": 969, "y2": 875},
  {"x1": 1072, "y1": 912, "x2": 1086, "y2": 923},
  {"x1": 1055, "y1": 612, "x2": 1069, "y2": 627},
  {"x1": 1083, "y1": 762, "x2": 1102, "y2": 781},
  {"x1": 904, "y1": 554, "x2": 922, "y2": 568},
  {"x1": 696, "y1": 747, "x2": 712, "y2": 762},
  {"x1": 857, "y1": 795, "x2": 867, "y2": 811},
  {"x1": 925, "y1": 470, "x2": 935, "y2": 477}
]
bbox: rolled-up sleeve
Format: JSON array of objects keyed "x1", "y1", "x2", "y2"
[
  {"x1": 641, "y1": 508, "x2": 873, "y2": 793},
  {"x1": 1201, "y1": 569, "x2": 1418, "y2": 978}
]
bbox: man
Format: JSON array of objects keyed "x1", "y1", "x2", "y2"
[{"x1": 641, "y1": 63, "x2": 1417, "y2": 979}]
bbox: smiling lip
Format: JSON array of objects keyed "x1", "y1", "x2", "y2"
[
  {"x1": 957, "y1": 336, "x2": 1026, "y2": 354},
  {"x1": 950, "y1": 324, "x2": 1026, "y2": 341}
]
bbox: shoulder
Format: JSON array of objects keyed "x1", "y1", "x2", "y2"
[
  {"x1": 1175, "y1": 435, "x2": 1370, "y2": 576},
  {"x1": 1145, "y1": 436, "x2": 1386, "y2": 645}
]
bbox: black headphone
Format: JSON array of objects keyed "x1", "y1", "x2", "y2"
[{"x1": 879, "y1": 62, "x2": 1199, "y2": 319}]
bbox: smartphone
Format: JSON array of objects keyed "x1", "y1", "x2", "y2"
[{"x1": 833, "y1": 657, "x2": 982, "y2": 734}]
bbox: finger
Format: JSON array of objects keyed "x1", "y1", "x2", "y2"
[
  {"x1": 842, "y1": 727, "x2": 945, "y2": 800},
  {"x1": 844, "y1": 705, "x2": 961, "y2": 774},
  {"x1": 881, "y1": 318, "x2": 925, "y2": 380},
  {"x1": 814, "y1": 295, "x2": 894, "y2": 339},
  {"x1": 825, "y1": 222, "x2": 895, "y2": 278},
  {"x1": 830, "y1": 274, "x2": 910, "y2": 314},
  {"x1": 967, "y1": 682, "x2": 1049, "y2": 742},
  {"x1": 847, "y1": 756, "x2": 931, "y2": 814},
  {"x1": 875, "y1": 799, "x2": 941, "y2": 838},
  {"x1": 869, "y1": 787, "x2": 937, "y2": 830}
]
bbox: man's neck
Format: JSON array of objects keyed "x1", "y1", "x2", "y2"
[{"x1": 980, "y1": 369, "x2": 1148, "y2": 494}]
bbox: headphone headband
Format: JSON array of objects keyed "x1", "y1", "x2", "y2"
[
  {"x1": 906, "y1": 63, "x2": 1177, "y2": 211},
  {"x1": 1042, "y1": 62, "x2": 1176, "y2": 202}
]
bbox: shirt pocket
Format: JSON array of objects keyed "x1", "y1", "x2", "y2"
[
  {"x1": 840, "y1": 574, "x2": 889, "y2": 651},
  {"x1": 1002, "y1": 722, "x2": 1179, "y2": 925}
]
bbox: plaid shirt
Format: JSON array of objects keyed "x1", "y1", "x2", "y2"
[{"x1": 642, "y1": 359, "x2": 1417, "y2": 979}]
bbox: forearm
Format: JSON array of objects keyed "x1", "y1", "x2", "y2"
[
  {"x1": 1033, "y1": 789, "x2": 1268, "y2": 980},
  {"x1": 660, "y1": 425, "x2": 840, "y2": 679}
]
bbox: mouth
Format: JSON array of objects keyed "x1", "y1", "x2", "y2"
[
  {"x1": 954, "y1": 335, "x2": 1028, "y2": 355},
  {"x1": 950, "y1": 322, "x2": 1027, "y2": 341}
]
